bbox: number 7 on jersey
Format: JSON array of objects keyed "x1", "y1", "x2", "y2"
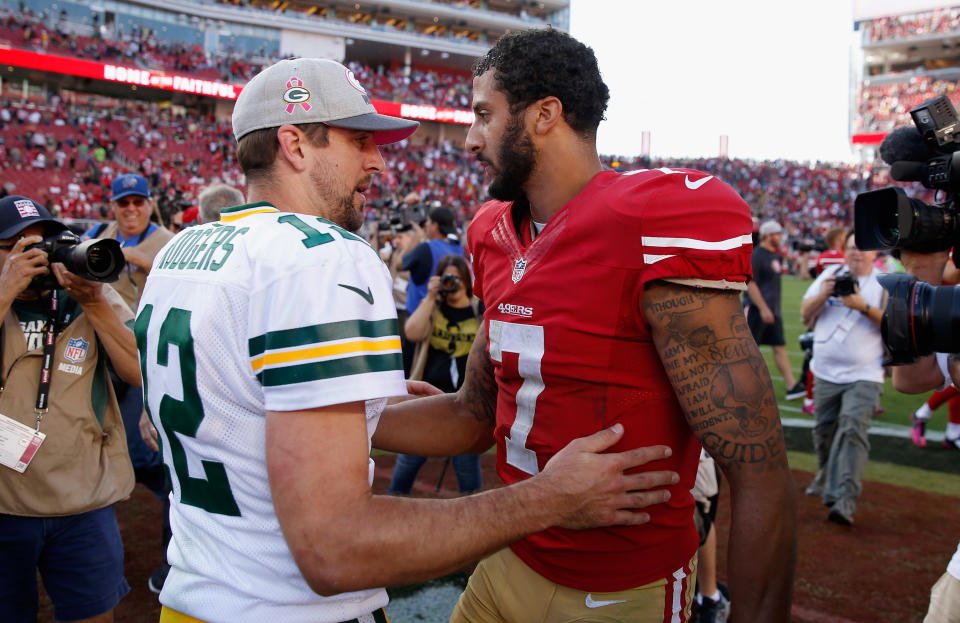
[{"x1": 488, "y1": 319, "x2": 545, "y2": 476}]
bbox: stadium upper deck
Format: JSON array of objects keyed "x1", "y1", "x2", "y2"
[{"x1": 854, "y1": 4, "x2": 960, "y2": 142}]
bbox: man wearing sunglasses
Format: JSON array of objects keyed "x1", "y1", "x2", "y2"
[
  {"x1": 84, "y1": 173, "x2": 174, "y2": 593},
  {"x1": 84, "y1": 174, "x2": 173, "y2": 312}
]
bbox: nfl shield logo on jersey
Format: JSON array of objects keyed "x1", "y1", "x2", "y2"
[
  {"x1": 512, "y1": 258, "x2": 527, "y2": 284},
  {"x1": 64, "y1": 337, "x2": 89, "y2": 363}
]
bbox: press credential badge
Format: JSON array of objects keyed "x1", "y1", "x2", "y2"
[{"x1": 0, "y1": 412, "x2": 45, "y2": 473}]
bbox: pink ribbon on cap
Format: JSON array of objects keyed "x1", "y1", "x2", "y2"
[{"x1": 285, "y1": 77, "x2": 312, "y2": 114}]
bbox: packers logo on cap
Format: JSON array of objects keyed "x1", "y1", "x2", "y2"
[{"x1": 283, "y1": 76, "x2": 312, "y2": 114}]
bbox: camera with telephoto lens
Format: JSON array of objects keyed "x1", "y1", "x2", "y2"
[
  {"x1": 854, "y1": 95, "x2": 960, "y2": 254},
  {"x1": 26, "y1": 230, "x2": 125, "y2": 291},
  {"x1": 832, "y1": 270, "x2": 857, "y2": 297},
  {"x1": 853, "y1": 95, "x2": 960, "y2": 364},
  {"x1": 874, "y1": 273, "x2": 960, "y2": 365},
  {"x1": 439, "y1": 274, "x2": 461, "y2": 294}
]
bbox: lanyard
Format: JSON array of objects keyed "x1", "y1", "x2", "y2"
[{"x1": 34, "y1": 292, "x2": 74, "y2": 430}]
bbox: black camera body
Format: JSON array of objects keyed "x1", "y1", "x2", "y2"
[
  {"x1": 855, "y1": 96, "x2": 960, "y2": 254},
  {"x1": 832, "y1": 270, "x2": 857, "y2": 297},
  {"x1": 439, "y1": 274, "x2": 461, "y2": 294},
  {"x1": 792, "y1": 236, "x2": 827, "y2": 253},
  {"x1": 852, "y1": 96, "x2": 960, "y2": 364},
  {"x1": 26, "y1": 230, "x2": 125, "y2": 291},
  {"x1": 377, "y1": 200, "x2": 426, "y2": 234}
]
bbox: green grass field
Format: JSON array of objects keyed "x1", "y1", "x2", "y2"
[{"x1": 766, "y1": 274, "x2": 950, "y2": 434}]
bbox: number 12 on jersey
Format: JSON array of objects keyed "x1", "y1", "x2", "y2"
[
  {"x1": 135, "y1": 304, "x2": 241, "y2": 517},
  {"x1": 488, "y1": 320, "x2": 544, "y2": 476}
]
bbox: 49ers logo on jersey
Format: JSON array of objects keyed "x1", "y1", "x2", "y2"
[{"x1": 497, "y1": 302, "x2": 533, "y2": 318}]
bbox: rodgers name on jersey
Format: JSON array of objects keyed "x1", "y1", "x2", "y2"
[{"x1": 135, "y1": 202, "x2": 406, "y2": 623}]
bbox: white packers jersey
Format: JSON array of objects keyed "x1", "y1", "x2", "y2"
[{"x1": 135, "y1": 202, "x2": 407, "y2": 623}]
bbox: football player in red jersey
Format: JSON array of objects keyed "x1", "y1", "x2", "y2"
[{"x1": 379, "y1": 29, "x2": 796, "y2": 622}]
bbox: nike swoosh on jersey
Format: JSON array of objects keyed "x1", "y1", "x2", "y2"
[
  {"x1": 585, "y1": 594, "x2": 628, "y2": 608},
  {"x1": 684, "y1": 174, "x2": 713, "y2": 190},
  {"x1": 338, "y1": 283, "x2": 374, "y2": 304}
]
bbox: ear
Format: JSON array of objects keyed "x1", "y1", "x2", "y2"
[
  {"x1": 530, "y1": 96, "x2": 563, "y2": 135},
  {"x1": 276, "y1": 125, "x2": 310, "y2": 172}
]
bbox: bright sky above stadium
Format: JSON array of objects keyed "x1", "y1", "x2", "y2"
[{"x1": 570, "y1": 0, "x2": 857, "y2": 163}]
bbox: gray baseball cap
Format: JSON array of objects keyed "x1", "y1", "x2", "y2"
[{"x1": 232, "y1": 58, "x2": 419, "y2": 145}]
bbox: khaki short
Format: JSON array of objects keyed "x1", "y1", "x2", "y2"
[
  {"x1": 450, "y1": 547, "x2": 697, "y2": 623},
  {"x1": 924, "y1": 572, "x2": 960, "y2": 623}
]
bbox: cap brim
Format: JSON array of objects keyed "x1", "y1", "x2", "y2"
[
  {"x1": 112, "y1": 190, "x2": 151, "y2": 201},
  {"x1": 327, "y1": 113, "x2": 419, "y2": 145},
  {"x1": 0, "y1": 218, "x2": 67, "y2": 240}
]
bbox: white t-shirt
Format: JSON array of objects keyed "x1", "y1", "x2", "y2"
[
  {"x1": 137, "y1": 203, "x2": 407, "y2": 622},
  {"x1": 803, "y1": 265, "x2": 885, "y2": 384}
]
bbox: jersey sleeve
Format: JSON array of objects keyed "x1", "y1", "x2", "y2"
[
  {"x1": 636, "y1": 174, "x2": 754, "y2": 287},
  {"x1": 247, "y1": 244, "x2": 407, "y2": 413}
]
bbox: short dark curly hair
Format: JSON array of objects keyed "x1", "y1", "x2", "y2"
[{"x1": 473, "y1": 28, "x2": 609, "y2": 138}]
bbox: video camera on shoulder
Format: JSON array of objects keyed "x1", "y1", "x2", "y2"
[
  {"x1": 377, "y1": 199, "x2": 426, "y2": 234},
  {"x1": 27, "y1": 230, "x2": 124, "y2": 291},
  {"x1": 853, "y1": 95, "x2": 960, "y2": 364},
  {"x1": 792, "y1": 235, "x2": 827, "y2": 253},
  {"x1": 854, "y1": 96, "x2": 960, "y2": 255}
]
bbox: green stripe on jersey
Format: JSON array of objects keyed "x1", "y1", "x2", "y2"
[
  {"x1": 256, "y1": 352, "x2": 403, "y2": 386},
  {"x1": 248, "y1": 318, "x2": 399, "y2": 357}
]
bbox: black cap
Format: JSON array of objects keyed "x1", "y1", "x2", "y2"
[
  {"x1": 0, "y1": 195, "x2": 66, "y2": 240},
  {"x1": 429, "y1": 206, "x2": 456, "y2": 236}
]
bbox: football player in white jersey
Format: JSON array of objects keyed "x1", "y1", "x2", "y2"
[{"x1": 136, "y1": 57, "x2": 678, "y2": 623}]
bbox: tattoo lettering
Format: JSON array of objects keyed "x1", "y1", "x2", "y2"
[
  {"x1": 643, "y1": 282, "x2": 786, "y2": 468},
  {"x1": 700, "y1": 431, "x2": 783, "y2": 464}
]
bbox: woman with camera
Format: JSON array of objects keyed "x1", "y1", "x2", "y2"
[{"x1": 388, "y1": 254, "x2": 483, "y2": 495}]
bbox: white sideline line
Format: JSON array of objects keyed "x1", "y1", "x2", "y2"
[{"x1": 779, "y1": 411, "x2": 947, "y2": 442}]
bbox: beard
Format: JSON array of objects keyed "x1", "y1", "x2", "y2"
[
  {"x1": 486, "y1": 113, "x2": 536, "y2": 202},
  {"x1": 309, "y1": 163, "x2": 365, "y2": 232}
]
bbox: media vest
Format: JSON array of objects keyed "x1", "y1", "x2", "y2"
[{"x1": 0, "y1": 287, "x2": 135, "y2": 516}]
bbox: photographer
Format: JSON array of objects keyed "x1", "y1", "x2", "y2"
[
  {"x1": 0, "y1": 195, "x2": 137, "y2": 622},
  {"x1": 400, "y1": 204, "x2": 464, "y2": 316},
  {"x1": 800, "y1": 231, "x2": 885, "y2": 526},
  {"x1": 885, "y1": 249, "x2": 960, "y2": 623},
  {"x1": 389, "y1": 255, "x2": 483, "y2": 495}
]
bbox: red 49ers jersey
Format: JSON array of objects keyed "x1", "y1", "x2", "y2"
[{"x1": 468, "y1": 168, "x2": 753, "y2": 592}]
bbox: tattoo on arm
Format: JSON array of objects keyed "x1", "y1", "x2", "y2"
[
  {"x1": 456, "y1": 323, "x2": 498, "y2": 426},
  {"x1": 643, "y1": 282, "x2": 785, "y2": 469}
]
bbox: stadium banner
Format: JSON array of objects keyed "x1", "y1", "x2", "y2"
[
  {"x1": 0, "y1": 47, "x2": 474, "y2": 125},
  {"x1": 0, "y1": 47, "x2": 240, "y2": 99}
]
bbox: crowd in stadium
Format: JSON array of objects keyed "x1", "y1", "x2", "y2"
[
  {"x1": 3, "y1": 4, "x2": 480, "y2": 109},
  {"x1": 865, "y1": 6, "x2": 960, "y2": 41},
  {"x1": 0, "y1": 88, "x2": 870, "y2": 250},
  {"x1": 858, "y1": 77, "x2": 960, "y2": 133},
  {"x1": 12, "y1": 1, "x2": 960, "y2": 141}
]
